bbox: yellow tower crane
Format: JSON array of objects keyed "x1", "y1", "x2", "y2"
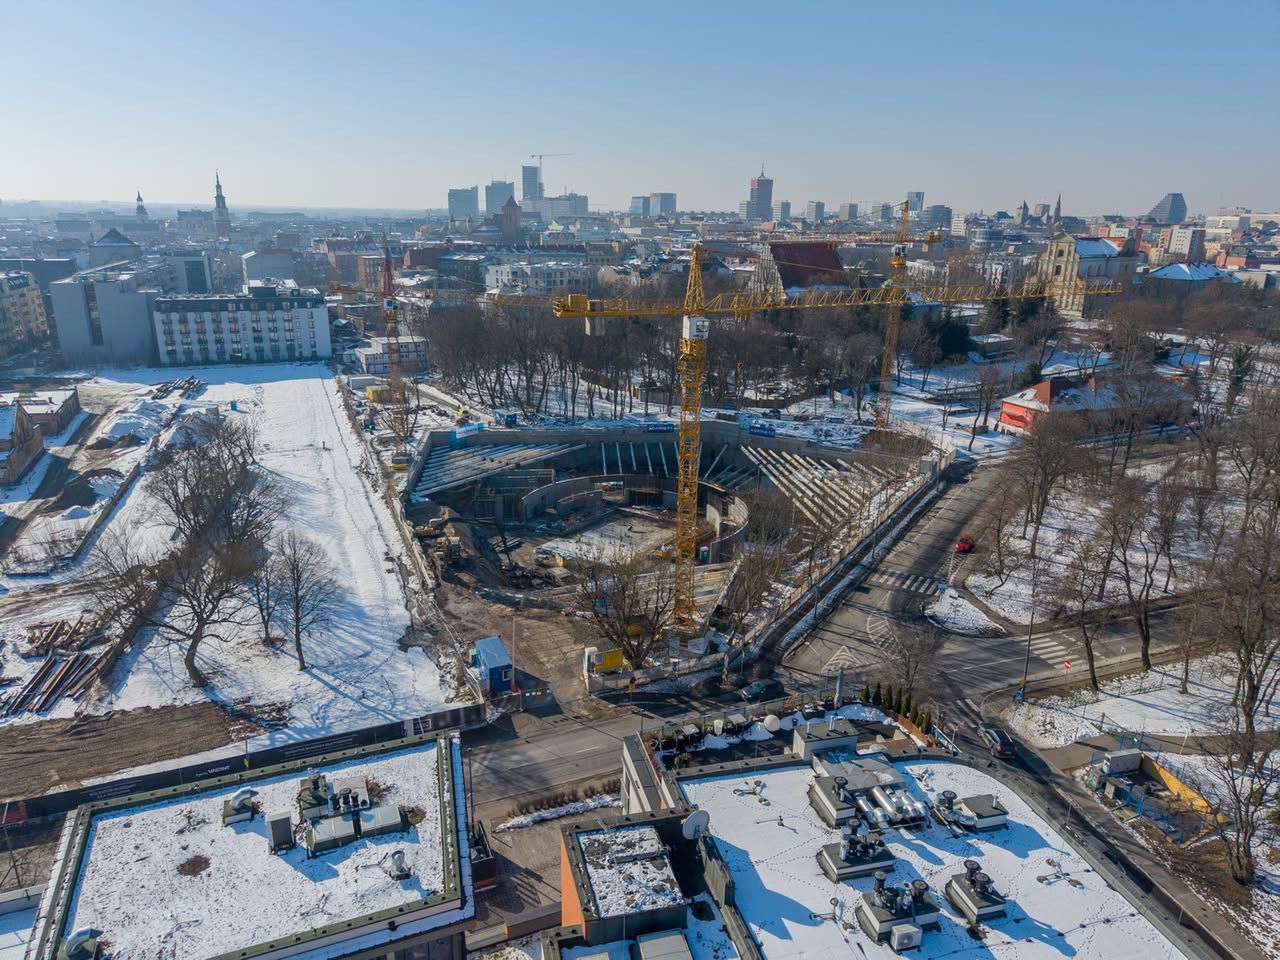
[
  {"x1": 331, "y1": 236, "x2": 412, "y2": 468},
  {"x1": 552, "y1": 239, "x2": 1122, "y2": 631}
]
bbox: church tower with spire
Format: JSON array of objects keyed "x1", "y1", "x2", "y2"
[
  {"x1": 1051, "y1": 194, "x2": 1062, "y2": 225},
  {"x1": 135, "y1": 191, "x2": 148, "y2": 222},
  {"x1": 214, "y1": 172, "x2": 231, "y2": 239}
]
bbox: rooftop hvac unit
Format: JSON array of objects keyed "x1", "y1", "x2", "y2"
[
  {"x1": 890, "y1": 923, "x2": 922, "y2": 951},
  {"x1": 267, "y1": 811, "x2": 295, "y2": 853}
]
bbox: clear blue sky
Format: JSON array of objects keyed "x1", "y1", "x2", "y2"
[{"x1": 3, "y1": 0, "x2": 1276, "y2": 216}]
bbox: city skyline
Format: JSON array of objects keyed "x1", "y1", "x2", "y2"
[{"x1": 2, "y1": 0, "x2": 1277, "y2": 215}]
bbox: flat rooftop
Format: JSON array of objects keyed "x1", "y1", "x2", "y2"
[
  {"x1": 34, "y1": 735, "x2": 469, "y2": 960},
  {"x1": 578, "y1": 824, "x2": 684, "y2": 918},
  {"x1": 678, "y1": 760, "x2": 1185, "y2": 960}
]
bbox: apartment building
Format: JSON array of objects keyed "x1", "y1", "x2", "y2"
[
  {"x1": 153, "y1": 280, "x2": 331, "y2": 367},
  {"x1": 0, "y1": 272, "x2": 50, "y2": 359}
]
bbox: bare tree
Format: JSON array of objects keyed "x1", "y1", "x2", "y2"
[
  {"x1": 1011, "y1": 414, "x2": 1083, "y2": 560},
  {"x1": 247, "y1": 544, "x2": 283, "y2": 644},
  {"x1": 968, "y1": 364, "x2": 1003, "y2": 451},
  {"x1": 576, "y1": 549, "x2": 677, "y2": 671},
  {"x1": 163, "y1": 539, "x2": 257, "y2": 687},
  {"x1": 275, "y1": 531, "x2": 338, "y2": 671},
  {"x1": 1193, "y1": 719, "x2": 1280, "y2": 885},
  {"x1": 895, "y1": 619, "x2": 946, "y2": 695},
  {"x1": 1049, "y1": 536, "x2": 1113, "y2": 690}
]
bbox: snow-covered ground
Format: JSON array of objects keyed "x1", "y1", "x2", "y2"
[
  {"x1": 62, "y1": 739, "x2": 448, "y2": 960},
  {"x1": 1004, "y1": 655, "x2": 1278, "y2": 747},
  {"x1": 0, "y1": 364, "x2": 455, "y2": 740},
  {"x1": 925, "y1": 589, "x2": 1002, "y2": 635},
  {"x1": 680, "y1": 760, "x2": 1186, "y2": 960},
  {"x1": 968, "y1": 459, "x2": 1226, "y2": 626}
]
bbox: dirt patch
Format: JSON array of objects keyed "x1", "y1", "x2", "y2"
[
  {"x1": 177, "y1": 853, "x2": 211, "y2": 877},
  {"x1": 0, "y1": 702, "x2": 259, "y2": 800}
]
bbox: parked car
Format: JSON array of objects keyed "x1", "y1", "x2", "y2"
[
  {"x1": 741, "y1": 678, "x2": 783, "y2": 702},
  {"x1": 955, "y1": 533, "x2": 976, "y2": 554},
  {"x1": 979, "y1": 724, "x2": 1016, "y2": 759}
]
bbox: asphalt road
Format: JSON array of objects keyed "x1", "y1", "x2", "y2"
[{"x1": 778, "y1": 461, "x2": 1190, "y2": 729}]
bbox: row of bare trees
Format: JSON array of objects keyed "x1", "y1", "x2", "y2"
[{"x1": 92, "y1": 416, "x2": 337, "y2": 687}]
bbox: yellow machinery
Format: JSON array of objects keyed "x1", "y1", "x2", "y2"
[{"x1": 551, "y1": 225, "x2": 1122, "y2": 632}]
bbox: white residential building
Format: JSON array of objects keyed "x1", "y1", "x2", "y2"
[
  {"x1": 484, "y1": 260, "x2": 592, "y2": 295},
  {"x1": 153, "y1": 279, "x2": 331, "y2": 367}
]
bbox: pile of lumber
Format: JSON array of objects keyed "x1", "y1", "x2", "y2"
[
  {"x1": 152, "y1": 376, "x2": 202, "y2": 400},
  {"x1": 23, "y1": 616, "x2": 92, "y2": 657},
  {"x1": 2, "y1": 651, "x2": 102, "y2": 716}
]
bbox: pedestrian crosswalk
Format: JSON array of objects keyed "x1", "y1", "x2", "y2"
[
  {"x1": 864, "y1": 569, "x2": 940, "y2": 594},
  {"x1": 1026, "y1": 632, "x2": 1073, "y2": 664}
]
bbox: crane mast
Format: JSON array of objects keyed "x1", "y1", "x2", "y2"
[
  {"x1": 874, "y1": 200, "x2": 913, "y2": 428},
  {"x1": 381, "y1": 236, "x2": 410, "y2": 465}
]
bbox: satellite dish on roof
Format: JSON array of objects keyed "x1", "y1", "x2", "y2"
[
  {"x1": 681, "y1": 809, "x2": 711, "y2": 840},
  {"x1": 763, "y1": 714, "x2": 781, "y2": 733}
]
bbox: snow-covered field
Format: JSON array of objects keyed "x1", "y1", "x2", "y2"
[
  {"x1": 968, "y1": 459, "x2": 1222, "y2": 626},
  {"x1": 0, "y1": 364, "x2": 454, "y2": 739},
  {"x1": 925, "y1": 589, "x2": 1003, "y2": 635},
  {"x1": 1004, "y1": 655, "x2": 1278, "y2": 747},
  {"x1": 680, "y1": 760, "x2": 1186, "y2": 960},
  {"x1": 62, "y1": 739, "x2": 449, "y2": 960}
]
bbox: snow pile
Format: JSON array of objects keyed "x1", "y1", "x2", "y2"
[
  {"x1": 579, "y1": 825, "x2": 684, "y2": 917},
  {"x1": 496, "y1": 793, "x2": 619, "y2": 832},
  {"x1": 558, "y1": 893, "x2": 739, "y2": 960},
  {"x1": 62, "y1": 740, "x2": 447, "y2": 960},
  {"x1": 99, "y1": 398, "x2": 172, "y2": 442},
  {"x1": 680, "y1": 760, "x2": 1183, "y2": 960},
  {"x1": 925, "y1": 589, "x2": 1002, "y2": 635},
  {"x1": 1004, "y1": 655, "x2": 1277, "y2": 747}
]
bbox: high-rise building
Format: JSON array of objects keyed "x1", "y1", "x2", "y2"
[
  {"x1": 1032, "y1": 202, "x2": 1050, "y2": 221},
  {"x1": 447, "y1": 186, "x2": 480, "y2": 220},
  {"x1": 485, "y1": 180, "x2": 515, "y2": 214},
  {"x1": 907, "y1": 191, "x2": 925, "y2": 213},
  {"x1": 773, "y1": 201, "x2": 792, "y2": 220},
  {"x1": 874, "y1": 202, "x2": 894, "y2": 222},
  {"x1": 950, "y1": 214, "x2": 967, "y2": 238},
  {"x1": 649, "y1": 192, "x2": 677, "y2": 216},
  {"x1": 1147, "y1": 192, "x2": 1188, "y2": 224},
  {"x1": 629, "y1": 196, "x2": 651, "y2": 217},
  {"x1": 837, "y1": 202, "x2": 858, "y2": 220},
  {"x1": 925, "y1": 204, "x2": 952, "y2": 229},
  {"x1": 214, "y1": 173, "x2": 231, "y2": 239},
  {"x1": 805, "y1": 201, "x2": 825, "y2": 223},
  {"x1": 748, "y1": 169, "x2": 774, "y2": 221},
  {"x1": 521, "y1": 165, "x2": 543, "y2": 202},
  {"x1": 1164, "y1": 225, "x2": 1206, "y2": 262}
]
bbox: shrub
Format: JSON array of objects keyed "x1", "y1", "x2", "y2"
[
  {"x1": 885, "y1": 684, "x2": 895, "y2": 713},
  {"x1": 872, "y1": 682, "x2": 883, "y2": 707},
  {"x1": 902, "y1": 691, "x2": 913, "y2": 718},
  {"x1": 861, "y1": 684, "x2": 870, "y2": 704},
  {"x1": 922, "y1": 711, "x2": 932, "y2": 733}
]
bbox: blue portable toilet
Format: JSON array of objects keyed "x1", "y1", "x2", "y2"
[{"x1": 473, "y1": 635, "x2": 514, "y2": 697}]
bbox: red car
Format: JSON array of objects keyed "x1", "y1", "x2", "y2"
[{"x1": 955, "y1": 534, "x2": 976, "y2": 554}]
